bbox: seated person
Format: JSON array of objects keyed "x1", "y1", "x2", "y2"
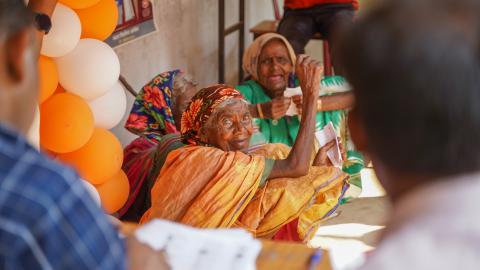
[
  {"x1": 119, "y1": 70, "x2": 197, "y2": 222},
  {"x1": 340, "y1": 0, "x2": 480, "y2": 268},
  {"x1": 277, "y1": 0, "x2": 358, "y2": 74},
  {"x1": 141, "y1": 56, "x2": 349, "y2": 242},
  {"x1": 237, "y1": 33, "x2": 363, "y2": 197}
]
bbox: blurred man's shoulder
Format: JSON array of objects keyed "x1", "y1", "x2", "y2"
[
  {"x1": 0, "y1": 140, "x2": 82, "y2": 214},
  {"x1": 362, "y1": 224, "x2": 480, "y2": 270}
]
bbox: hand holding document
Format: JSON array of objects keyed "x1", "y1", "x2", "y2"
[{"x1": 315, "y1": 122, "x2": 343, "y2": 168}]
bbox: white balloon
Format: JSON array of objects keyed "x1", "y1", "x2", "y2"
[
  {"x1": 81, "y1": 179, "x2": 101, "y2": 207},
  {"x1": 87, "y1": 81, "x2": 127, "y2": 129},
  {"x1": 56, "y1": 39, "x2": 120, "y2": 100},
  {"x1": 40, "y1": 4, "x2": 81, "y2": 58}
]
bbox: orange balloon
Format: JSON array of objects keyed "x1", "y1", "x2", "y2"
[
  {"x1": 96, "y1": 169, "x2": 130, "y2": 214},
  {"x1": 38, "y1": 56, "x2": 58, "y2": 103},
  {"x1": 59, "y1": 0, "x2": 101, "y2": 9},
  {"x1": 54, "y1": 85, "x2": 66, "y2": 94},
  {"x1": 40, "y1": 93, "x2": 94, "y2": 153},
  {"x1": 75, "y1": 0, "x2": 118, "y2": 40},
  {"x1": 57, "y1": 128, "x2": 123, "y2": 185}
]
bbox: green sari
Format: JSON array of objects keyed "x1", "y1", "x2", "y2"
[{"x1": 236, "y1": 79, "x2": 364, "y2": 198}]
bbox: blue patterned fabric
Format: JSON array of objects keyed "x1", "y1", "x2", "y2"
[
  {"x1": 125, "y1": 70, "x2": 181, "y2": 142},
  {"x1": 0, "y1": 124, "x2": 126, "y2": 269}
]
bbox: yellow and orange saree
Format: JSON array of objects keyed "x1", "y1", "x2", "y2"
[{"x1": 140, "y1": 143, "x2": 348, "y2": 242}]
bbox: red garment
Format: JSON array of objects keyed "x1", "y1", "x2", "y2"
[
  {"x1": 284, "y1": 0, "x2": 359, "y2": 10},
  {"x1": 117, "y1": 136, "x2": 157, "y2": 218},
  {"x1": 272, "y1": 218, "x2": 302, "y2": 242}
]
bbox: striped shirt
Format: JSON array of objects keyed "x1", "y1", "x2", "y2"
[{"x1": 0, "y1": 124, "x2": 126, "y2": 269}]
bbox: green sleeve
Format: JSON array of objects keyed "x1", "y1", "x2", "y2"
[
  {"x1": 235, "y1": 82, "x2": 254, "y2": 103},
  {"x1": 259, "y1": 158, "x2": 275, "y2": 187}
]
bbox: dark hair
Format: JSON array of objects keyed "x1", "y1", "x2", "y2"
[
  {"x1": 0, "y1": 0, "x2": 34, "y2": 39},
  {"x1": 340, "y1": 0, "x2": 480, "y2": 176}
]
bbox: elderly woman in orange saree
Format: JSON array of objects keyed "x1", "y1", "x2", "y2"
[{"x1": 141, "y1": 56, "x2": 349, "y2": 242}]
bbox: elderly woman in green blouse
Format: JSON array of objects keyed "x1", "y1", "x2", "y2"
[{"x1": 236, "y1": 33, "x2": 363, "y2": 198}]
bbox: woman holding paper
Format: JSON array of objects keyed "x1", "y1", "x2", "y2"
[
  {"x1": 140, "y1": 57, "x2": 349, "y2": 242},
  {"x1": 236, "y1": 33, "x2": 363, "y2": 198}
]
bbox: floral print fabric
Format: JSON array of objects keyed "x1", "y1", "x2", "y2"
[{"x1": 125, "y1": 69, "x2": 181, "y2": 142}]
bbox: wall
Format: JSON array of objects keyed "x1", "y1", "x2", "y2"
[
  {"x1": 112, "y1": 0, "x2": 278, "y2": 145},
  {"x1": 112, "y1": 0, "x2": 379, "y2": 145}
]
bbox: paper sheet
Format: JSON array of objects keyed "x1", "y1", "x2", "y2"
[
  {"x1": 284, "y1": 87, "x2": 301, "y2": 116},
  {"x1": 135, "y1": 219, "x2": 262, "y2": 270},
  {"x1": 315, "y1": 122, "x2": 343, "y2": 167}
]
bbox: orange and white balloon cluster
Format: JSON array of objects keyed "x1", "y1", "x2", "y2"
[{"x1": 39, "y1": 0, "x2": 129, "y2": 214}]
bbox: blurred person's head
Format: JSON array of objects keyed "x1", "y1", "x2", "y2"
[
  {"x1": 340, "y1": 0, "x2": 480, "y2": 201},
  {"x1": 0, "y1": 0, "x2": 37, "y2": 135}
]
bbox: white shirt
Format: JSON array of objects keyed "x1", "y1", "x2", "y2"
[{"x1": 359, "y1": 172, "x2": 480, "y2": 270}]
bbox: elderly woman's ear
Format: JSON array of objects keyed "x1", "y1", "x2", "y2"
[
  {"x1": 199, "y1": 123, "x2": 219, "y2": 146},
  {"x1": 199, "y1": 126, "x2": 209, "y2": 143}
]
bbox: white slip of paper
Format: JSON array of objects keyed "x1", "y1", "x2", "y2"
[
  {"x1": 284, "y1": 87, "x2": 301, "y2": 116},
  {"x1": 315, "y1": 122, "x2": 343, "y2": 168},
  {"x1": 135, "y1": 219, "x2": 262, "y2": 270},
  {"x1": 283, "y1": 82, "x2": 352, "y2": 116}
]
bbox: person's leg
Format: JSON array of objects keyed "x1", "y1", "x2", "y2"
[
  {"x1": 277, "y1": 9, "x2": 315, "y2": 54},
  {"x1": 315, "y1": 5, "x2": 355, "y2": 75}
]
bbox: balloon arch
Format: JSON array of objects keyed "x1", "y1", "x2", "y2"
[{"x1": 39, "y1": 0, "x2": 129, "y2": 214}]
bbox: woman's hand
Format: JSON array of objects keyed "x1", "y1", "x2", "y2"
[
  {"x1": 126, "y1": 236, "x2": 170, "y2": 270},
  {"x1": 292, "y1": 95, "x2": 324, "y2": 115},
  {"x1": 313, "y1": 140, "x2": 336, "y2": 166},
  {"x1": 260, "y1": 97, "x2": 291, "y2": 120},
  {"x1": 313, "y1": 137, "x2": 347, "y2": 167},
  {"x1": 296, "y1": 55, "x2": 323, "y2": 99}
]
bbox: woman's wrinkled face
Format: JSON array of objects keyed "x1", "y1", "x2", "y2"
[
  {"x1": 257, "y1": 39, "x2": 293, "y2": 98},
  {"x1": 201, "y1": 100, "x2": 253, "y2": 152}
]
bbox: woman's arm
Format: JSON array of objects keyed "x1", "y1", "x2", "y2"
[
  {"x1": 267, "y1": 55, "x2": 322, "y2": 179},
  {"x1": 292, "y1": 92, "x2": 355, "y2": 114},
  {"x1": 319, "y1": 92, "x2": 354, "y2": 111},
  {"x1": 27, "y1": 0, "x2": 58, "y2": 56}
]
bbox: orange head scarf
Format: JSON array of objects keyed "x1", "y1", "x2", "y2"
[{"x1": 180, "y1": 84, "x2": 244, "y2": 145}]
